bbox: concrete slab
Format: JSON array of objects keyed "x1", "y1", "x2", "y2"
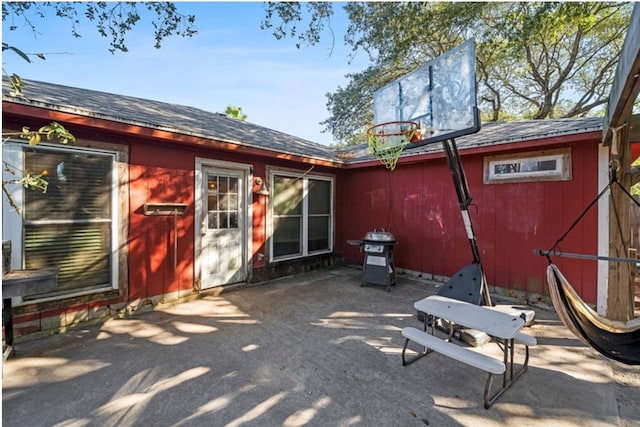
[{"x1": 3, "y1": 267, "x2": 640, "y2": 426}]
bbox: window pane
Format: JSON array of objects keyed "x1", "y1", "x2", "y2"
[
  {"x1": 220, "y1": 212, "x2": 229, "y2": 229},
  {"x1": 308, "y1": 216, "x2": 329, "y2": 252},
  {"x1": 207, "y1": 175, "x2": 217, "y2": 192},
  {"x1": 24, "y1": 223, "x2": 110, "y2": 295},
  {"x1": 229, "y1": 213, "x2": 238, "y2": 229},
  {"x1": 219, "y1": 176, "x2": 228, "y2": 193},
  {"x1": 228, "y1": 195, "x2": 238, "y2": 210},
  {"x1": 273, "y1": 216, "x2": 301, "y2": 257},
  {"x1": 25, "y1": 149, "x2": 111, "y2": 220},
  {"x1": 228, "y1": 177, "x2": 238, "y2": 193},
  {"x1": 207, "y1": 211, "x2": 218, "y2": 229},
  {"x1": 208, "y1": 194, "x2": 218, "y2": 211},
  {"x1": 219, "y1": 194, "x2": 228, "y2": 210},
  {"x1": 308, "y1": 179, "x2": 330, "y2": 214},
  {"x1": 23, "y1": 148, "x2": 113, "y2": 295},
  {"x1": 536, "y1": 160, "x2": 557, "y2": 172},
  {"x1": 274, "y1": 176, "x2": 302, "y2": 215}
]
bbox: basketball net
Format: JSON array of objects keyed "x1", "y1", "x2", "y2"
[{"x1": 367, "y1": 121, "x2": 420, "y2": 171}]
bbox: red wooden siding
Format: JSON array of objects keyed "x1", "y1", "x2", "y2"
[
  {"x1": 335, "y1": 139, "x2": 600, "y2": 303},
  {"x1": 251, "y1": 164, "x2": 268, "y2": 268},
  {"x1": 129, "y1": 142, "x2": 196, "y2": 300},
  {"x1": 3, "y1": 100, "x2": 605, "y2": 341}
]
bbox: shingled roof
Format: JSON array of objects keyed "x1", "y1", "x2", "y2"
[
  {"x1": 2, "y1": 78, "x2": 340, "y2": 163},
  {"x1": 340, "y1": 116, "x2": 604, "y2": 164},
  {"x1": 3, "y1": 78, "x2": 604, "y2": 165}
]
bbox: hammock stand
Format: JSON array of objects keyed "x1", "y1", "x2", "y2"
[{"x1": 535, "y1": 162, "x2": 640, "y2": 365}]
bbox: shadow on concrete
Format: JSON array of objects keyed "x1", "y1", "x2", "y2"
[{"x1": 3, "y1": 267, "x2": 640, "y2": 426}]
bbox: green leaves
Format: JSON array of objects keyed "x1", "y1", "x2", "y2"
[
  {"x1": 38, "y1": 122, "x2": 77, "y2": 144},
  {"x1": 2, "y1": 42, "x2": 31, "y2": 63},
  {"x1": 7, "y1": 74, "x2": 25, "y2": 97},
  {"x1": 6, "y1": 169, "x2": 49, "y2": 193},
  {"x1": 3, "y1": 2, "x2": 198, "y2": 54},
  {"x1": 225, "y1": 105, "x2": 248, "y2": 121},
  {"x1": 261, "y1": 2, "x2": 334, "y2": 50},
  {"x1": 17, "y1": 122, "x2": 77, "y2": 145},
  {"x1": 263, "y1": 2, "x2": 633, "y2": 145},
  {"x1": 2, "y1": 121, "x2": 76, "y2": 210}
]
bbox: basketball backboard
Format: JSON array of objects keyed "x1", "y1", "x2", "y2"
[{"x1": 372, "y1": 39, "x2": 480, "y2": 148}]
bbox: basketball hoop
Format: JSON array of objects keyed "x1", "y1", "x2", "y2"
[{"x1": 367, "y1": 121, "x2": 420, "y2": 170}]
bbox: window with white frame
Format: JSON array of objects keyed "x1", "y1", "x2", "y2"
[
  {"x1": 270, "y1": 171, "x2": 333, "y2": 261},
  {"x1": 2, "y1": 142, "x2": 118, "y2": 299},
  {"x1": 484, "y1": 148, "x2": 571, "y2": 184}
]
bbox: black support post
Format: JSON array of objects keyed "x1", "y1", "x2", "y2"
[{"x1": 441, "y1": 138, "x2": 492, "y2": 306}]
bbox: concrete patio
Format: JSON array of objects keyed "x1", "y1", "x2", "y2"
[{"x1": 3, "y1": 266, "x2": 640, "y2": 426}]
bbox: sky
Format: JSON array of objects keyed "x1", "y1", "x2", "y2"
[{"x1": 2, "y1": 2, "x2": 370, "y2": 146}]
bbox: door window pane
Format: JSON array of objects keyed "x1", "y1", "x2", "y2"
[
  {"x1": 219, "y1": 176, "x2": 228, "y2": 193},
  {"x1": 207, "y1": 173, "x2": 241, "y2": 230},
  {"x1": 207, "y1": 212, "x2": 218, "y2": 229},
  {"x1": 229, "y1": 177, "x2": 238, "y2": 192},
  {"x1": 220, "y1": 212, "x2": 229, "y2": 228},
  {"x1": 219, "y1": 194, "x2": 228, "y2": 210},
  {"x1": 228, "y1": 195, "x2": 238, "y2": 210},
  {"x1": 229, "y1": 212, "x2": 238, "y2": 228},
  {"x1": 208, "y1": 194, "x2": 218, "y2": 211}
]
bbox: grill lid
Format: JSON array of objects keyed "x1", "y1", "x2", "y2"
[{"x1": 363, "y1": 229, "x2": 396, "y2": 242}]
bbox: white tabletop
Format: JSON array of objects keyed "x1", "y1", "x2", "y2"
[{"x1": 414, "y1": 295, "x2": 525, "y2": 339}]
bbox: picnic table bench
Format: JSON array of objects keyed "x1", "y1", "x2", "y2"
[{"x1": 401, "y1": 295, "x2": 536, "y2": 409}]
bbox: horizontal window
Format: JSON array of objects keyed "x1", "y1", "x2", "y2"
[{"x1": 484, "y1": 148, "x2": 571, "y2": 184}]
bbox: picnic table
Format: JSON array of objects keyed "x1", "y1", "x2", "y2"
[{"x1": 402, "y1": 295, "x2": 536, "y2": 408}]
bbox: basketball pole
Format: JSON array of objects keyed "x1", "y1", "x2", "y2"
[{"x1": 442, "y1": 138, "x2": 492, "y2": 306}]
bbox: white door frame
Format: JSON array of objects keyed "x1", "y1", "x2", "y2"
[{"x1": 195, "y1": 157, "x2": 253, "y2": 290}]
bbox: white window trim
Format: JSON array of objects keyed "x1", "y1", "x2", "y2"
[
  {"x1": 267, "y1": 167, "x2": 334, "y2": 263},
  {"x1": 484, "y1": 148, "x2": 572, "y2": 184},
  {"x1": 2, "y1": 141, "x2": 120, "y2": 304}
]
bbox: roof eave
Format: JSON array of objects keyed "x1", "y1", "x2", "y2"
[{"x1": 2, "y1": 100, "x2": 346, "y2": 168}]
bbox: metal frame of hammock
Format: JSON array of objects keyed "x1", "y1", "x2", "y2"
[{"x1": 535, "y1": 166, "x2": 640, "y2": 365}]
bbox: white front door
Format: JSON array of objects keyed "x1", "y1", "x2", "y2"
[{"x1": 200, "y1": 167, "x2": 247, "y2": 289}]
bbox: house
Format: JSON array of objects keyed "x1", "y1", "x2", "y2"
[{"x1": 2, "y1": 78, "x2": 619, "y2": 339}]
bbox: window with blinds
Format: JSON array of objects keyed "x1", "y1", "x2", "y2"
[{"x1": 22, "y1": 147, "x2": 114, "y2": 297}]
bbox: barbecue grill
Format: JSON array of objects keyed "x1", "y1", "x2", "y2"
[{"x1": 348, "y1": 229, "x2": 397, "y2": 291}]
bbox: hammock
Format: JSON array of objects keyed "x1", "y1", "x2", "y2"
[
  {"x1": 536, "y1": 144, "x2": 640, "y2": 365},
  {"x1": 546, "y1": 263, "x2": 640, "y2": 365}
]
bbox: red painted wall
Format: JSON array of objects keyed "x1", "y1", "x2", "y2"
[
  {"x1": 129, "y1": 142, "x2": 196, "y2": 300},
  {"x1": 3, "y1": 103, "x2": 604, "y2": 340},
  {"x1": 335, "y1": 139, "x2": 600, "y2": 303},
  {"x1": 127, "y1": 140, "x2": 337, "y2": 299}
]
